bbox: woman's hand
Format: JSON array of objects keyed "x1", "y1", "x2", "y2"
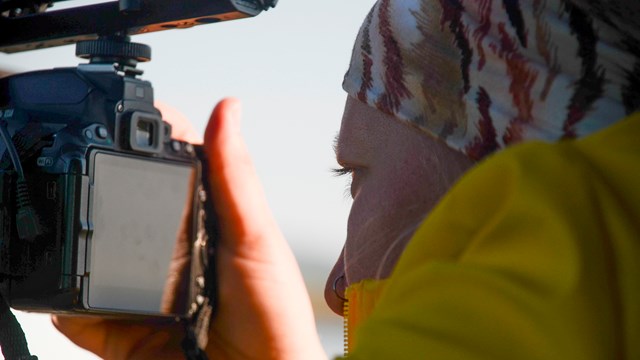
[
  {"x1": 201, "y1": 98, "x2": 325, "y2": 359},
  {"x1": 53, "y1": 99, "x2": 326, "y2": 359}
]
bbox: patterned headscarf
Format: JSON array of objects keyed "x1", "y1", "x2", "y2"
[{"x1": 343, "y1": 0, "x2": 640, "y2": 160}]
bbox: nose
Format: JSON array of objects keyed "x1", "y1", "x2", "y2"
[{"x1": 324, "y1": 247, "x2": 347, "y2": 316}]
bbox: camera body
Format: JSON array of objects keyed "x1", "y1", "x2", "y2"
[
  {"x1": 0, "y1": 59, "x2": 202, "y2": 317},
  {"x1": 0, "y1": 0, "x2": 275, "y2": 320}
]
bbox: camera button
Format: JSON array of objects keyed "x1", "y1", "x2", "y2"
[
  {"x1": 184, "y1": 143, "x2": 194, "y2": 154},
  {"x1": 196, "y1": 275, "x2": 205, "y2": 289},
  {"x1": 84, "y1": 129, "x2": 94, "y2": 140},
  {"x1": 171, "y1": 140, "x2": 182, "y2": 152},
  {"x1": 196, "y1": 295, "x2": 205, "y2": 305},
  {"x1": 96, "y1": 126, "x2": 108, "y2": 139}
]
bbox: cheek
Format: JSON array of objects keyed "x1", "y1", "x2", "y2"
[{"x1": 344, "y1": 166, "x2": 436, "y2": 283}]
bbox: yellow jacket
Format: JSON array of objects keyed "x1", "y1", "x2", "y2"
[{"x1": 345, "y1": 112, "x2": 640, "y2": 359}]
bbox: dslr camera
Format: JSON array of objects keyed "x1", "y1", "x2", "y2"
[{"x1": 0, "y1": 0, "x2": 274, "y2": 318}]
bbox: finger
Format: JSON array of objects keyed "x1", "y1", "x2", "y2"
[
  {"x1": 53, "y1": 315, "x2": 184, "y2": 359},
  {"x1": 203, "y1": 98, "x2": 284, "y2": 253},
  {"x1": 202, "y1": 99, "x2": 325, "y2": 358},
  {"x1": 156, "y1": 101, "x2": 203, "y2": 145},
  {"x1": 51, "y1": 315, "x2": 107, "y2": 357}
]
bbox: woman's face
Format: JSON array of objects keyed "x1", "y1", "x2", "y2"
[{"x1": 324, "y1": 96, "x2": 473, "y2": 315}]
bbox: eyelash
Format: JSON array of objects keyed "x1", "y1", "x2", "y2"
[
  {"x1": 331, "y1": 166, "x2": 354, "y2": 177},
  {"x1": 332, "y1": 166, "x2": 356, "y2": 199}
]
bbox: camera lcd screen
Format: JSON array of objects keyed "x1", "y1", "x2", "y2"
[{"x1": 88, "y1": 152, "x2": 194, "y2": 316}]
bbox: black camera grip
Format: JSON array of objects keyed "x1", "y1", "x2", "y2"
[{"x1": 181, "y1": 145, "x2": 220, "y2": 360}]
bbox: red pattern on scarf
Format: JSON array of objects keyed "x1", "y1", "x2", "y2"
[
  {"x1": 493, "y1": 23, "x2": 538, "y2": 144},
  {"x1": 375, "y1": 0, "x2": 412, "y2": 113},
  {"x1": 358, "y1": 11, "x2": 375, "y2": 102},
  {"x1": 473, "y1": 0, "x2": 493, "y2": 71},
  {"x1": 533, "y1": 0, "x2": 561, "y2": 101}
]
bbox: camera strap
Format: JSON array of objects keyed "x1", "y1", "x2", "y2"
[
  {"x1": 181, "y1": 145, "x2": 219, "y2": 360},
  {"x1": 0, "y1": 122, "x2": 54, "y2": 172},
  {"x1": 0, "y1": 294, "x2": 37, "y2": 360}
]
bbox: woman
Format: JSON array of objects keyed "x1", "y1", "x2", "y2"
[
  {"x1": 54, "y1": 0, "x2": 640, "y2": 358},
  {"x1": 326, "y1": 2, "x2": 640, "y2": 359}
]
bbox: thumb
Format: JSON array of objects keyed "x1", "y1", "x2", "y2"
[
  {"x1": 203, "y1": 98, "x2": 283, "y2": 253},
  {"x1": 202, "y1": 98, "x2": 325, "y2": 359}
]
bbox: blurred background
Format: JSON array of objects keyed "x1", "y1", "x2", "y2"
[{"x1": 0, "y1": 0, "x2": 376, "y2": 358}]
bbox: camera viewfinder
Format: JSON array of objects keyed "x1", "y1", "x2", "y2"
[{"x1": 128, "y1": 112, "x2": 163, "y2": 154}]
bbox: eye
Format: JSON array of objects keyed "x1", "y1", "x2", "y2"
[
  {"x1": 331, "y1": 166, "x2": 354, "y2": 178},
  {"x1": 332, "y1": 166, "x2": 359, "y2": 199}
]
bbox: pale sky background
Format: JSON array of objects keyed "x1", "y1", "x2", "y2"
[{"x1": 0, "y1": 1, "x2": 377, "y2": 358}]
